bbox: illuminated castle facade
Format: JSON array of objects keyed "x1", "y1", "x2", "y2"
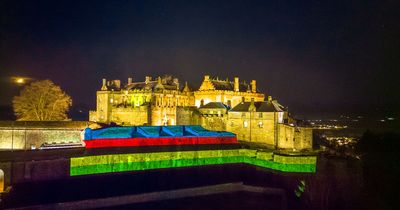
[
  {"x1": 90, "y1": 75, "x2": 312, "y2": 150},
  {"x1": 194, "y1": 75, "x2": 264, "y2": 108},
  {"x1": 89, "y1": 75, "x2": 194, "y2": 126}
]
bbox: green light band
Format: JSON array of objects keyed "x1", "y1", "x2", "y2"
[
  {"x1": 273, "y1": 155, "x2": 317, "y2": 164},
  {"x1": 70, "y1": 156, "x2": 243, "y2": 176},
  {"x1": 71, "y1": 149, "x2": 241, "y2": 167},
  {"x1": 70, "y1": 149, "x2": 316, "y2": 176}
]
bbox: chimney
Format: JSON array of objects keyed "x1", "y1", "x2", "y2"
[
  {"x1": 128, "y1": 77, "x2": 133, "y2": 85},
  {"x1": 114, "y1": 80, "x2": 121, "y2": 89},
  {"x1": 251, "y1": 80, "x2": 256, "y2": 93},
  {"x1": 145, "y1": 76, "x2": 151, "y2": 84},
  {"x1": 249, "y1": 98, "x2": 256, "y2": 112},
  {"x1": 234, "y1": 77, "x2": 239, "y2": 92},
  {"x1": 183, "y1": 81, "x2": 190, "y2": 92},
  {"x1": 101, "y1": 78, "x2": 107, "y2": 90}
]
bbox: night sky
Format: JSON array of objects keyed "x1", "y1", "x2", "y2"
[{"x1": 1, "y1": 0, "x2": 399, "y2": 117}]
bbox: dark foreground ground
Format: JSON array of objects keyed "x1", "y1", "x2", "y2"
[
  {"x1": 98, "y1": 192, "x2": 283, "y2": 210},
  {"x1": 1, "y1": 164, "x2": 288, "y2": 210},
  {"x1": 1, "y1": 154, "x2": 366, "y2": 210}
]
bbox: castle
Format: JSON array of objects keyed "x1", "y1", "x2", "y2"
[{"x1": 89, "y1": 75, "x2": 312, "y2": 150}]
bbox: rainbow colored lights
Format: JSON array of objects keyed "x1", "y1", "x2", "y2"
[
  {"x1": 70, "y1": 149, "x2": 317, "y2": 176},
  {"x1": 83, "y1": 126, "x2": 238, "y2": 148}
]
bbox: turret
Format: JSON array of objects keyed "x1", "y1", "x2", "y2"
[
  {"x1": 154, "y1": 76, "x2": 164, "y2": 90},
  {"x1": 145, "y1": 76, "x2": 152, "y2": 84},
  {"x1": 128, "y1": 77, "x2": 133, "y2": 85},
  {"x1": 234, "y1": 77, "x2": 239, "y2": 92},
  {"x1": 101, "y1": 78, "x2": 107, "y2": 90},
  {"x1": 251, "y1": 80, "x2": 256, "y2": 93},
  {"x1": 183, "y1": 81, "x2": 190, "y2": 92}
]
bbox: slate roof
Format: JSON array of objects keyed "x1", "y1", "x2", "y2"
[
  {"x1": 230, "y1": 101, "x2": 285, "y2": 112},
  {"x1": 125, "y1": 81, "x2": 179, "y2": 91},
  {"x1": 199, "y1": 102, "x2": 230, "y2": 109},
  {"x1": 123, "y1": 79, "x2": 192, "y2": 92}
]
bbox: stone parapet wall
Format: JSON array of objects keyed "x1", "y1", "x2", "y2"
[
  {"x1": 277, "y1": 124, "x2": 313, "y2": 150},
  {"x1": 0, "y1": 121, "x2": 93, "y2": 150},
  {"x1": 70, "y1": 149, "x2": 317, "y2": 176},
  {"x1": 0, "y1": 128, "x2": 82, "y2": 150}
]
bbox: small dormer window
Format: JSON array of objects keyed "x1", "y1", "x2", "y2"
[{"x1": 243, "y1": 121, "x2": 248, "y2": 128}]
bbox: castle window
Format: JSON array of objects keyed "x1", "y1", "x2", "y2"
[
  {"x1": 259, "y1": 113, "x2": 263, "y2": 118},
  {"x1": 243, "y1": 121, "x2": 248, "y2": 128},
  {"x1": 258, "y1": 121, "x2": 263, "y2": 128},
  {"x1": 241, "y1": 113, "x2": 246, "y2": 118}
]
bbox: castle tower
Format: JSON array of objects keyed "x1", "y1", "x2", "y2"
[
  {"x1": 234, "y1": 77, "x2": 239, "y2": 92},
  {"x1": 251, "y1": 80, "x2": 256, "y2": 93}
]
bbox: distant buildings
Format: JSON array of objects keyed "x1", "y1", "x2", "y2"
[{"x1": 89, "y1": 75, "x2": 312, "y2": 150}]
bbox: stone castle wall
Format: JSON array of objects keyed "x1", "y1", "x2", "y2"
[
  {"x1": 194, "y1": 90, "x2": 264, "y2": 108},
  {"x1": 110, "y1": 106, "x2": 150, "y2": 125},
  {"x1": 277, "y1": 124, "x2": 313, "y2": 150},
  {"x1": 227, "y1": 112, "x2": 277, "y2": 145},
  {"x1": 0, "y1": 128, "x2": 82, "y2": 150},
  {"x1": 0, "y1": 121, "x2": 94, "y2": 150},
  {"x1": 176, "y1": 106, "x2": 201, "y2": 125}
]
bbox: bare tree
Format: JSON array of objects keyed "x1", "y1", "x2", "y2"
[{"x1": 13, "y1": 80, "x2": 72, "y2": 121}]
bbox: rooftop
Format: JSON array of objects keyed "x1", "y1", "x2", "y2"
[
  {"x1": 230, "y1": 101, "x2": 285, "y2": 112},
  {"x1": 200, "y1": 102, "x2": 230, "y2": 109}
]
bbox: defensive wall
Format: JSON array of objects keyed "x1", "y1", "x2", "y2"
[{"x1": 0, "y1": 121, "x2": 97, "y2": 150}]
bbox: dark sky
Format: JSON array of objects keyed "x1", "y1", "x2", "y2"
[{"x1": 0, "y1": 0, "x2": 399, "y2": 116}]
